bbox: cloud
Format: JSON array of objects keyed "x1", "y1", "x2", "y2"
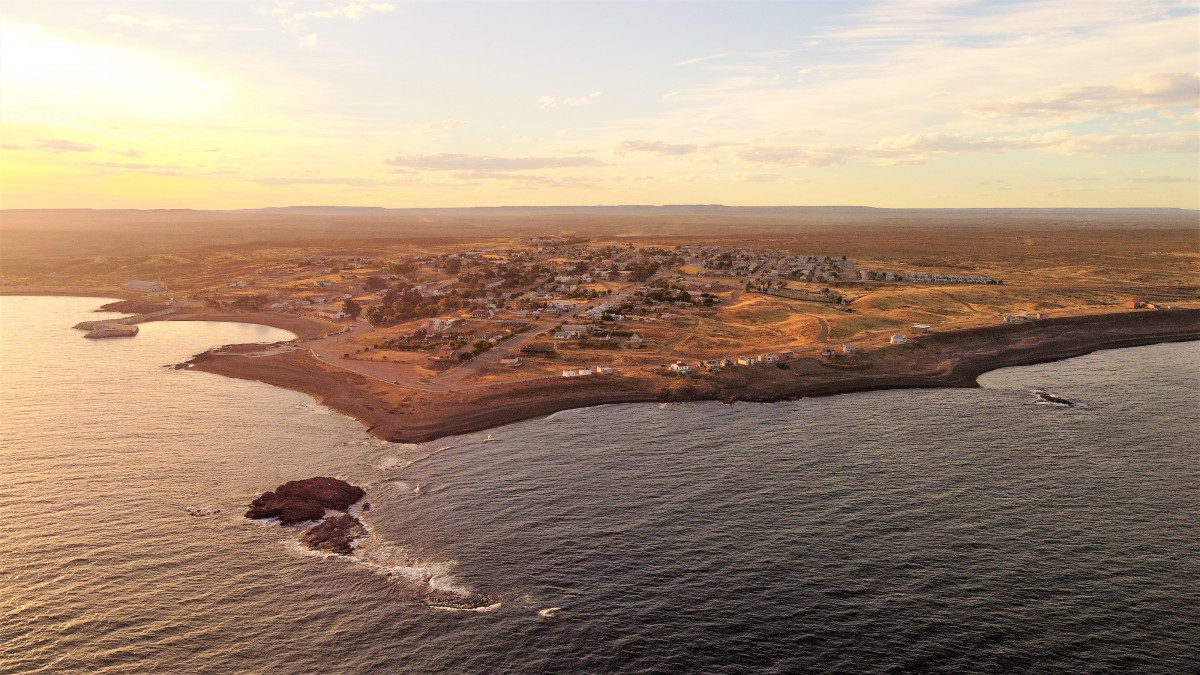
[
  {"x1": 674, "y1": 53, "x2": 730, "y2": 67},
  {"x1": 0, "y1": 144, "x2": 26, "y2": 150},
  {"x1": 87, "y1": 161, "x2": 185, "y2": 176},
  {"x1": 303, "y1": 2, "x2": 397, "y2": 20},
  {"x1": 34, "y1": 139, "x2": 95, "y2": 153},
  {"x1": 618, "y1": 140, "x2": 699, "y2": 156},
  {"x1": 254, "y1": 175, "x2": 392, "y2": 186},
  {"x1": 1127, "y1": 175, "x2": 1194, "y2": 183},
  {"x1": 969, "y1": 73, "x2": 1200, "y2": 120},
  {"x1": 269, "y1": 1, "x2": 395, "y2": 48},
  {"x1": 540, "y1": 92, "x2": 600, "y2": 108},
  {"x1": 105, "y1": 14, "x2": 168, "y2": 29},
  {"x1": 385, "y1": 153, "x2": 608, "y2": 171},
  {"x1": 118, "y1": 149, "x2": 144, "y2": 158},
  {"x1": 512, "y1": 134, "x2": 531, "y2": 142},
  {"x1": 425, "y1": 119, "x2": 468, "y2": 131},
  {"x1": 735, "y1": 145, "x2": 849, "y2": 167},
  {"x1": 564, "y1": 92, "x2": 601, "y2": 106}
]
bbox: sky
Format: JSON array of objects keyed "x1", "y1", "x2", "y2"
[{"x1": 0, "y1": 0, "x2": 1197, "y2": 209}]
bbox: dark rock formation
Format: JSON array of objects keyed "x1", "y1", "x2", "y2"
[
  {"x1": 1035, "y1": 391, "x2": 1075, "y2": 406},
  {"x1": 245, "y1": 476, "x2": 365, "y2": 524},
  {"x1": 300, "y1": 514, "x2": 367, "y2": 554}
]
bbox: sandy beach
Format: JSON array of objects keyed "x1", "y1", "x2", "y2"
[{"x1": 183, "y1": 309, "x2": 1200, "y2": 443}]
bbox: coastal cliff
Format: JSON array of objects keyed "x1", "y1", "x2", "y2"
[{"x1": 190, "y1": 309, "x2": 1200, "y2": 444}]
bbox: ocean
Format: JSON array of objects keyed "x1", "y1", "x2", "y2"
[{"x1": 1, "y1": 296, "x2": 1197, "y2": 674}]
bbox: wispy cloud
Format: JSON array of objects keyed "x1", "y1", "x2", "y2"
[
  {"x1": 674, "y1": 52, "x2": 730, "y2": 67},
  {"x1": 34, "y1": 139, "x2": 95, "y2": 153},
  {"x1": 105, "y1": 14, "x2": 168, "y2": 29},
  {"x1": 425, "y1": 119, "x2": 469, "y2": 131},
  {"x1": 269, "y1": 1, "x2": 396, "y2": 49},
  {"x1": 969, "y1": 73, "x2": 1200, "y2": 120},
  {"x1": 618, "y1": 140, "x2": 699, "y2": 156},
  {"x1": 384, "y1": 153, "x2": 607, "y2": 171},
  {"x1": 540, "y1": 92, "x2": 601, "y2": 109}
]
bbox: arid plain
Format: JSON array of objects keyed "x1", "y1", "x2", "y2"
[{"x1": 3, "y1": 206, "x2": 1197, "y2": 441}]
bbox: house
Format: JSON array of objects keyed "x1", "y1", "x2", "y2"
[
  {"x1": 472, "y1": 309, "x2": 493, "y2": 319},
  {"x1": 595, "y1": 365, "x2": 613, "y2": 375},
  {"x1": 842, "y1": 343, "x2": 857, "y2": 354},
  {"x1": 669, "y1": 361, "x2": 691, "y2": 374},
  {"x1": 430, "y1": 348, "x2": 459, "y2": 362},
  {"x1": 912, "y1": 324, "x2": 930, "y2": 333},
  {"x1": 562, "y1": 369, "x2": 578, "y2": 378},
  {"x1": 226, "y1": 282, "x2": 248, "y2": 288},
  {"x1": 553, "y1": 330, "x2": 579, "y2": 340},
  {"x1": 721, "y1": 357, "x2": 735, "y2": 367},
  {"x1": 624, "y1": 333, "x2": 644, "y2": 349},
  {"x1": 778, "y1": 351, "x2": 794, "y2": 360},
  {"x1": 577, "y1": 367, "x2": 594, "y2": 376},
  {"x1": 1125, "y1": 301, "x2": 1144, "y2": 309},
  {"x1": 315, "y1": 280, "x2": 333, "y2": 288},
  {"x1": 761, "y1": 353, "x2": 780, "y2": 362},
  {"x1": 736, "y1": 356, "x2": 758, "y2": 366},
  {"x1": 821, "y1": 349, "x2": 835, "y2": 358},
  {"x1": 890, "y1": 334, "x2": 909, "y2": 344}
]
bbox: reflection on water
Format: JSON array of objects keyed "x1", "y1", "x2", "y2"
[{"x1": 2, "y1": 296, "x2": 1197, "y2": 674}]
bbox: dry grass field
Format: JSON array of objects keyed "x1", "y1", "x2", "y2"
[{"x1": 3, "y1": 207, "x2": 1196, "y2": 380}]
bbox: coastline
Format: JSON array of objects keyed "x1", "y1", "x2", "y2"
[{"x1": 182, "y1": 308, "x2": 1200, "y2": 443}]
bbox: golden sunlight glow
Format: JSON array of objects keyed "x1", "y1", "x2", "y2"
[{"x1": 0, "y1": 23, "x2": 231, "y2": 127}]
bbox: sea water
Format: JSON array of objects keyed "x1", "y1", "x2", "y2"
[{"x1": 1, "y1": 296, "x2": 1197, "y2": 673}]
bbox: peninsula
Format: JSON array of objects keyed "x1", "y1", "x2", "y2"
[{"x1": 3, "y1": 207, "x2": 1197, "y2": 441}]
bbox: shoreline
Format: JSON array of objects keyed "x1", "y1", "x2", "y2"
[{"x1": 182, "y1": 308, "x2": 1200, "y2": 443}]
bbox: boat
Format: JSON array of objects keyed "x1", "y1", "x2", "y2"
[{"x1": 84, "y1": 324, "x2": 139, "y2": 339}]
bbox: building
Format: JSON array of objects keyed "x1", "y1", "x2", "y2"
[
  {"x1": 761, "y1": 353, "x2": 780, "y2": 362},
  {"x1": 778, "y1": 351, "x2": 794, "y2": 360},
  {"x1": 669, "y1": 361, "x2": 691, "y2": 374},
  {"x1": 736, "y1": 356, "x2": 758, "y2": 366},
  {"x1": 624, "y1": 333, "x2": 644, "y2": 349},
  {"x1": 842, "y1": 343, "x2": 857, "y2": 354},
  {"x1": 890, "y1": 334, "x2": 909, "y2": 344},
  {"x1": 499, "y1": 357, "x2": 522, "y2": 367},
  {"x1": 562, "y1": 369, "x2": 578, "y2": 378},
  {"x1": 912, "y1": 324, "x2": 930, "y2": 333},
  {"x1": 595, "y1": 365, "x2": 613, "y2": 375}
]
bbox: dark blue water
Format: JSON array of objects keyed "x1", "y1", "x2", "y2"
[{"x1": 2, "y1": 297, "x2": 1197, "y2": 673}]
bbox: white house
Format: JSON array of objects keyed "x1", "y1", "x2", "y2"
[
  {"x1": 595, "y1": 365, "x2": 613, "y2": 375},
  {"x1": 736, "y1": 356, "x2": 758, "y2": 366},
  {"x1": 912, "y1": 324, "x2": 931, "y2": 333},
  {"x1": 842, "y1": 343, "x2": 857, "y2": 354},
  {"x1": 562, "y1": 369, "x2": 578, "y2": 378},
  {"x1": 890, "y1": 334, "x2": 909, "y2": 344},
  {"x1": 669, "y1": 361, "x2": 691, "y2": 374}
]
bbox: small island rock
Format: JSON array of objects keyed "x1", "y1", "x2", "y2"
[{"x1": 245, "y1": 476, "x2": 365, "y2": 524}]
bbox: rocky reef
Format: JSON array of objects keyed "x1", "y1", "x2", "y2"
[
  {"x1": 245, "y1": 476, "x2": 365, "y2": 525},
  {"x1": 300, "y1": 514, "x2": 367, "y2": 555},
  {"x1": 245, "y1": 477, "x2": 368, "y2": 555}
]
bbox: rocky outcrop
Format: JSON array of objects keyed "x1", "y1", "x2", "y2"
[
  {"x1": 300, "y1": 514, "x2": 367, "y2": 554},
  {"x1": 245, "y1": 476, "x2": 365, "y2": 525}
]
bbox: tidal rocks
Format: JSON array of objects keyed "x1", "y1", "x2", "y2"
[
  {"x1": 300, "y1": 514, "x2": 367, "y2": 554},
  {"x1": 245, "y1": 476, "x2": 365, "y2": 524},
  {"x1": 1034, "y1": 390, "x2": 1076, "y2": 406}
]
